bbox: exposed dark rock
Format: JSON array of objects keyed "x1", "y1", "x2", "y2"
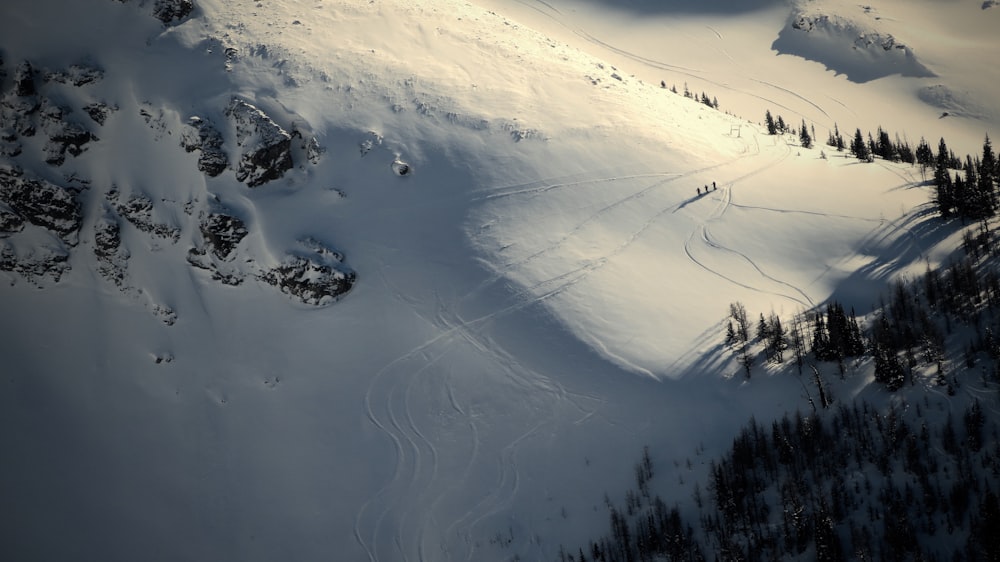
[
  {"x1": 260, "y1": 256, "x2": 355, "y2": 306},
  {"x1": 2, "y1": 61, "x2": 41, "y2": 116},
  {"x1": 0, "y1": 167, "x2": 82, "y2": 243},
  {"x1": 187, "y1": 211, "x2": 249, "y2": 284},
  {"x1": 391, "y1": 158, "x2": 411, "y2": 176},
  {"x1": 45, "y1": 64, "x2": 104, "y2": 87},
  {"x1": 0, "y1": 207, "x2": 24, "y2": 235},
  {"x1": 0, "y1": 241, "x2": 70, "y2": 284},
  {"x1": 93, "y1": 216, "x2": 128, "y2": 287},
  {"x1": 0, "y1": 128, "x2": 21, "y2": 157},
  {"x1": 45, "y1": 121, "x2": 94, "y2": 165},
  {"x1": 225, "y1": 98, "x2": 292, "y2": 187},
  {"x1": 13, "y1": 61, "x2": 37, "y2": 98},
  {"x1": 198, "y1": 212, "x2": 247, "y2": 261},
  {"x1": 152, "y1": 303, "x2": 177, "y2": 325},
  {"x1": 258, "y1": 237, "x2": 354, "y2": 305},
  {"x1": 83, "y1": 102, "x2": 115, "y2": 125},
  {"x1": 305, "y1": 135, "x2": 324, "y2": 164},
  {"x1": 152, "y1": 0, "x2": 194, "y2": 24},
  {"x1": 181, "y1": 116, "x2": 228, "y2": 176},
  {"x1": 108, "y1": 190, "x2": 180, "y2": 241}
]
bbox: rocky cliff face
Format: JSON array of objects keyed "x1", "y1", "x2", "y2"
[
  {"x1": 0, "y1": 3, "x2": 354, "y2": 313},
  {"x1": 225, "y1": 98, "x2": 294, "y2": 188}
]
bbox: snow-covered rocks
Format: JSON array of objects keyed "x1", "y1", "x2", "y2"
[
  {"x1": 260, "y1": 255, "x2": 355, "y2": 306},
  {"x1": 0, "y1": 167, "x2": 82, "y2": 244},
  {"x1": 107, "y1": 190, "x2": 181, "y2": 241},
  {"x1": 391, "y1": 157, "x2": 411, "y2": 176},
  {"x1": 1, "y1": 60, "x2": 96, "y2": 165},
  {"x1": 186, "y1": 211, "x2": 249, "y2": 284},
  {"x1": 152, "y1": 0, "x2": 195, "y2": 24},
  {"x1": 774, "y1": 5, "x2": 935, "y2": 82},
  {"x1": 225, "y1": 98, "x2": 293, "y2": 187},
  {"x1": 181, "y1": 116, "x2": 228, "y2": 177},
  {"x1": 44, "y1": 64, "x2": 104, "y2": 87},
  {"x1": 259, "y1": 237, "x2": 354, "y2": 306},
  {"x1": 93, "y1": 216, "x2": 128, "y2": 287}
]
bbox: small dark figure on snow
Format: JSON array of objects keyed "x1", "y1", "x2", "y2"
[
  {"x1": 712, "y1": 181, "x2": 717, "y2": 190},
  {"x1": 697, "y1": 187, "x2": 701, "y2": 196}
]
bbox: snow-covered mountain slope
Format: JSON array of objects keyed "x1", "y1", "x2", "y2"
[
  {"x1": 0, "y1": 1, "x2": 993, "y2": 561},
  {"x1": 480, "y1": 0, "x2": 1000, "y2": 156}
]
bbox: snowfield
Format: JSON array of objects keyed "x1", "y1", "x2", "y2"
[{"x1": 0, "y1": 0, "x2": 996, "y2": 561}]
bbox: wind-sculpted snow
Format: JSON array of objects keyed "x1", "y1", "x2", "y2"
[{"x1": 774, "y1": 5, "x2": 935, "y2": 83}]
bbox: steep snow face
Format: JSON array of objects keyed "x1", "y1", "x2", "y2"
[
  {"x1": 0, "y1": 0, "x2": 991, "y2": 561},
  {"x1": 775, "y1": 4, "x2": 936, "y2": 82}
]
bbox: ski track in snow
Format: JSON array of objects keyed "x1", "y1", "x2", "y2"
[
  {"x1": 679, "y1": 132, "x2": 819, "y2": 307},
  {"x1": 357, "y1": 261, "x2": 607, "y2": 561},
  {"x1": 503, "y1": 4, "x2": 836, "y2": 126}
]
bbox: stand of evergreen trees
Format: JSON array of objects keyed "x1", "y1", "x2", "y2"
[
  {"x1": 559, "y1": 229, "x2": 1000, "y2": 562},
  {"x1": 562, "y1": 393, "x2": 999, "y2": 562}
]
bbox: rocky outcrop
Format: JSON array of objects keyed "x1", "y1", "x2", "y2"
[
  {"x1": 0, "y1": 242, "x2": 70, "y2": 284},
  {"x1": 107, "y1": 190, "x2": 181, "y2": 241},
  {"x1": 187, "y1": 211, "x2": 249, "y2": 285},
  {"x1": 259, "y1": 238, "x2": 354, "y2": 306},
  {"x1": 181, "y1": 116, "x2": 228, "y2": 176},
  {"x1": 45, "y1": 64, "x2": 104, "y2": 87},
  {"x1": 41, "y1": 103, "x2": 94, "y2": 166},
  {"x1": 225, "y1": 98, "x2": 292, "y2": 187},
  {"x1": 0, "y1": 207, "x2": 24, "y2": 235},
  {"x1": 0, "y1": 60, "x2": 95, "y2": 165},
  {"x1": 0, "y1": 167, "x2": 82, "y2": 244},
  {"x1": 83, "y1": 102, "x2": 115, "y2": 125},
  {"x1": 198, "y1": 212, "x2": 247, "y2": 260},
  {"x1": 3, "y1": 61, "x2": 41, "y2": 119},
  {"x1": 153, "y1": 0, "x2": 194, "y2": 24},
  {"x1": 93, "y1": 216, "x2": 128, "y2": 287}
]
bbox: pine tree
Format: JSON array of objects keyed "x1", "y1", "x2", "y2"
[
  {"x1": 765, "y1": 110, "x2": 777, "y2": 135},
  {"x1": 799, "y1": 119, "x2": 812, "y2": 149},
  {"x1": 768, "y1": 313, "x2": 788, "y2": 363},
  {"x1": 851, "y1": 128, "x2": 870, "y2": 161},
  {"x1": 934, "y1": 138, "x2": 954, "y2": 217},
  {"x1": 776, "y1": 115, "x2": 787, "y2": 134},
  {"x1": 978, "y1": 134, "x2": 997, "y2": 217},
  {"x1": 915, "y1": 137, "x2": 933, "y2": 167}
]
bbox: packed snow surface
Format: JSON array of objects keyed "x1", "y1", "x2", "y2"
[{"x1": 0, "y1": 0, "x2": 996, "y2": 561}]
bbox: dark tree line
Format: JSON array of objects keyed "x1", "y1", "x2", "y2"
[
  {"x1": 563, "y1": 394, "x2": 1000, "y2": 562},
  {"x1": 933, "y1": 135, "x2": 999, "y2": 221},
  {"x1": 667, "y1": 81, "x2": 721, "y2": 111}
]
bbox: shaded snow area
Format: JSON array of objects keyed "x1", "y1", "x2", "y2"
[{"x1": 0, "y1": 0, "x2": 997, "y2": 561}]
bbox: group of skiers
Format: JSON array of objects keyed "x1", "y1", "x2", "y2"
[{"x1": 697, "y1": 181, "x2": 717, "y2": 196}]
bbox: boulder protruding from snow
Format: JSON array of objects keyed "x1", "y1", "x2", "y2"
[
  {"x1": 181, "y1": 116, "x2": 228, "y2": 177},
  {"x1": 225, "y1": 98, "x2": 293, "y2": 187},
  {"x1": 93, "y1": 216, "x2": 128, "y2": 287},
  {"x1": 152, "y1": 0, "x2": 194, "y2": 24},
  {"x1": 259, "y1": 238, "x2": 354, "y2": 306},
  {"x1": 391, "y1": 158, "x2": 411, "y2": 176},
  {"x1": 107, "y1": 190, "x2": 181, "y2": 241},
  {"x1": 198, "y1": 212, "x2": 248, "y2": 261},
  {"x1": 187, "y1": 211, "x2": 250, "y2": 285},
  {"x1": 0, "y1": 167, "x2": 82, "y2": 243},
  {"x1": 0, "y1": 207, "x2": 25, "y2": 236}
]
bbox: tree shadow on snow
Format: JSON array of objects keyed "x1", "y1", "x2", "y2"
[{"x1": 825, "y1": 207, "x2": 964, "y2": 314}]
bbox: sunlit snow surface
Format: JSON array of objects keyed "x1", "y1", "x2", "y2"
[{"x1": 0, "y1": 0, "x2": 996, "y2": 560}]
